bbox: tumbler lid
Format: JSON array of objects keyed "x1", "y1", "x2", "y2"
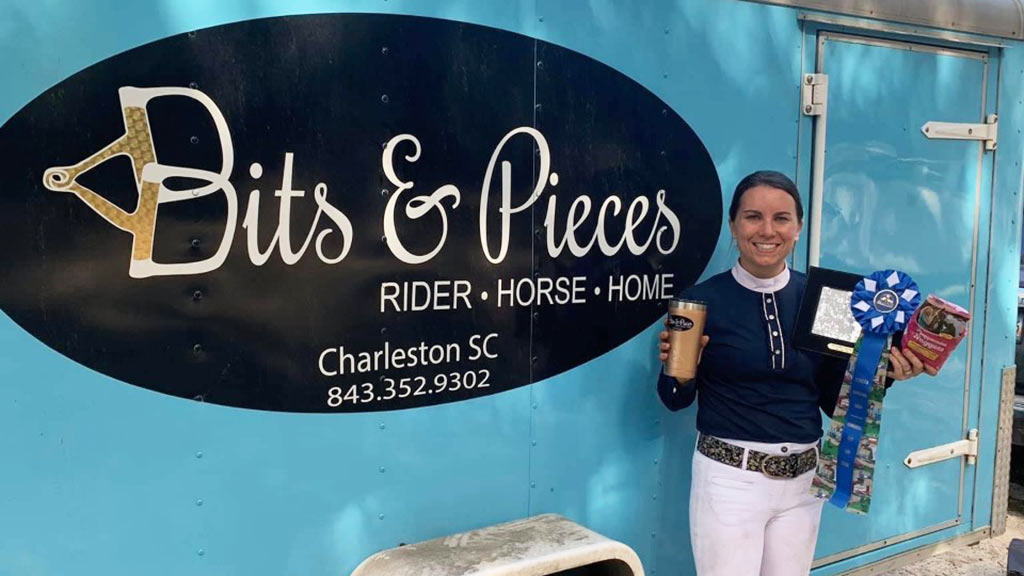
[{"x1": 668, "y1": 298, "x2": 706, "y2": 311}]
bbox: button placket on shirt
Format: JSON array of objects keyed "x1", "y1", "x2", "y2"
[{"x1": 763, "y1": 292, "x2": 785, "y2": 370}]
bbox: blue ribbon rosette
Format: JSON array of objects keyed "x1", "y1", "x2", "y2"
[{"x1": 829, "y1": 270, "x2": 920, "y2": 509}]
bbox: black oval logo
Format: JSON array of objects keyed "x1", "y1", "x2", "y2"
[
  {"x1": 0, "y1": 14, "x2": 721, "y2": 412},
  {"x1": 668, "y1": 315, "x2": 695, "y2": 332}
]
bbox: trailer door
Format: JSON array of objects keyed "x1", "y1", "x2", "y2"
[{"x1": 803, "y1": 31, "x2": 992, "y2": 568}]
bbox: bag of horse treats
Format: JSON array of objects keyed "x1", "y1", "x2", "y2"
[{"x1": 901, "y1": 295, "x2": 970, "y2": 372}]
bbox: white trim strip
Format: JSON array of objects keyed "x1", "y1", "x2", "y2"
[
  {"x1": 762, "y1": 294, "x2": 777, "y2": 369},
  {"x1": 770, "y1": 292, "x2": 785, "y2": 369}
]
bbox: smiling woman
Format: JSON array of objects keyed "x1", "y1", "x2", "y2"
[
  {"x1": 728, "y1": 171, "x2": 804, "y2": 279},
  {"x1": 655, "y1": 170, "x2": 931, "y2": 576}
]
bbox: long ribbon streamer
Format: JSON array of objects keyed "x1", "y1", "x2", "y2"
[{"x1": 828, "y1": 269, "x2": 920, "y2": 510}]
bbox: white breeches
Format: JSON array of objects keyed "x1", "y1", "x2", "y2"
[{"x1": 689, "y1": 438, "x2": 824, "y2": 576}]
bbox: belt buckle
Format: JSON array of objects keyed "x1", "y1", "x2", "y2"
[{"x1": 761, "y1": 454, "x2": 792, "y2": 479}]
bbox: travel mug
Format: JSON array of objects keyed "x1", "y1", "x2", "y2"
[{"x1": 665, "y1": 299, "x2": 707, "y2": 380}]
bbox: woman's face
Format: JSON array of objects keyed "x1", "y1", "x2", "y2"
[{"x1": 728, "y1": 185, "x2": 803, "y2": 278}]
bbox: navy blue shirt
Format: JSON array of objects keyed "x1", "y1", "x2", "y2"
[{"x1": 658, "y1": 269, "x2": 847, "y2": 444}]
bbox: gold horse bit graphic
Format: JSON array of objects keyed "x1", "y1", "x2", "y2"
[{"x1": 43, "y1": 86, "x2": 238, "y2": 278}]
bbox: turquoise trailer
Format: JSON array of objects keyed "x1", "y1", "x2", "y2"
[{"x1": 1, "y1": 1, "x2": 1022, "y2": 574}]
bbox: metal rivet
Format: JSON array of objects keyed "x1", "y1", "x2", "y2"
[
  {"x1": 806, "y1": 75, "x2": 814, "y2": 84},
  {"x1": 535, "y1": 103, "x2": 542, "y2": 111},
  {"x1": 663, "y1": 73, "x2": 668, "y2": 79},
  {"x1": 197, "y1": 549, "x2": 205, "y2": 557},
  {"x1": 187, "y1": 31, "x2": 197, "y2": 38},
  {"x1": 189, "y1": 82, "x2": 198, "y2": 89},
  {"x1": 531, "y1": 482, "x2": 537, "y2": 488},
  {"x1": 381, "y1": 46, "x2": 389, "y2": 55},
  {"x1": 193, "y1": 344, "x2": 203, "y2": 354},
  {"x1": 805, "y1": 105, "x2": 813, "y2": 113},
  {"x1": 537, "y1": 61, "x2": 544, "y2": 69},
  {"x1": 379, "y1": 466, "x2": 386, "y2": 473},
  {"x1": 381, "y1": 327, "x2": 387, "y2": 334},
  {"x1": 379, "y1": 423, "x2": 386, "y2": 430},
  {"x1": 532, "y1": 356, "x2": 539, "y2": 363},
  {"x1": 193, "y1": 290, "x2": 203, "y2": 301},
  {"x1": 532, "y1": 403, "x2": 538, "y2": 409},
  {"x1": 381, "y1": 94, "x2": 389, "y2": 104},
  {"x1": 532, "y1": 440, "x2": 537, "y2": 446},
  {"x1": 538, "y1": 16, "x2": 544, "y2": 22},
  {"x1": 196, "y1": 451, "x2": 203, "y2": 459},
  {"x1": 381, "y1": 235, "x2": 387, "y2": 243},
  {"x1": 381, "y1": 188, "x2": 389, "y2": 197},
  {"x1": 196, "y1": 499, "x2": 204, "y2": 506},
  {"x1": 378, "y1": 513, "x2": 385, "y2": 520},
  {"x1": 190, "y1": 136, "x2": 199, "y2": 144},
  {"x1": 191, "y1": 238, "x2": 201, "y2": 248}
]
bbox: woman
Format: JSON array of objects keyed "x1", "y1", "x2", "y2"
[{"x1": 657, "y1": 171, "x2": 934, "y2": 576}]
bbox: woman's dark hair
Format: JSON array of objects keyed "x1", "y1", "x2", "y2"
[{"x1": 728, "y1": 170, "x2": 803, "y2": 223}]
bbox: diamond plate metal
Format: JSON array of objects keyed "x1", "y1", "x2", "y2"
[{"x1": 992, "y1": 365, "x2": 1015, "y2": 536}]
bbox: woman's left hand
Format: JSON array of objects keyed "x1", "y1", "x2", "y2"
[{"x1": 887, "y1": 346, "x2": 939, "y2": 381}]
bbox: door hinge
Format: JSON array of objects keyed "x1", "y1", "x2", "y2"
[
  {"x1": 922, "y1": 114, "x2": 998, "y2": 151},
  {"x1": 904, "y1": 428, "x2": 978, "y2": 468},
  {"x1": 801, "y1": 73, "x2": 828, "y2": 116}
]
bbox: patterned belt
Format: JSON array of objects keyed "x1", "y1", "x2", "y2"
[{"x1": 697, "y1": 434, "x2": 817, "y2": 479}]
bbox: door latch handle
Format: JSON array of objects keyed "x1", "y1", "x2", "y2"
[
  {"x1": 904, "y1": 428, "x2": 978, "y2": 468},
  {"x1": 922, "y1": 114, "x2": 998, "y2": 151}
]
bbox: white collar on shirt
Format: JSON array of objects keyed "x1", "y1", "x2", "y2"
[{"x1": 731, "y1": 261, "x2": 790, "y2": 293}]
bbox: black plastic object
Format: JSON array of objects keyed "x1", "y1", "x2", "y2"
[{"x1": 1009, "y1": 538, "x2": 1024, "y2": 575}]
